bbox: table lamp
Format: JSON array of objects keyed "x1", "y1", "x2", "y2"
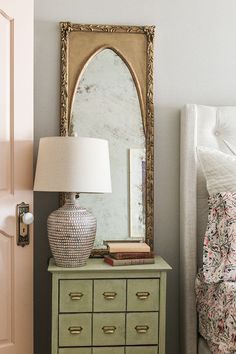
[{"x1": 34, "y1": 137, "x2": 111, "y2": 267}]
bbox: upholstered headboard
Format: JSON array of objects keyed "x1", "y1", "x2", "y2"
[{"x1": 180, "y1": 104, "x2": 236, "y2": 354}]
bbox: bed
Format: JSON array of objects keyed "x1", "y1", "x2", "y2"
[{"x1": 180, "y1": 104, "x2": 236, "y2": 354}]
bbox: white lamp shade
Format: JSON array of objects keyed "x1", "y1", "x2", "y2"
[{"x1": 33, "y1": 137, "x2": 112, "y2": 193}]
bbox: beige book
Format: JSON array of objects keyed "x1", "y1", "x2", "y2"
[{"x1": 107, "y1": 242, "x2": 150, "y2": 253}]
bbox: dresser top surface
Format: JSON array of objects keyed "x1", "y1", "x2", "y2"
[{"x1": 48, "y1": 256, "x2": 171, "y2": 273}]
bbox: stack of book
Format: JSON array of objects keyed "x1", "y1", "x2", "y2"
[{"x1": 104, "y1": 241, "x2": 155, "y2": 266}]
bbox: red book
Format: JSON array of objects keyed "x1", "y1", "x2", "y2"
[
  {"x1": 110, "y1": 252, "x2": 154, "y2": 260},
  {"x1": 104, "y1": 256, "x2": 155, "y2": 267}
]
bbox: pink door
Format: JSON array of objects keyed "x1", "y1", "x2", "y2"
[{"x1": 0, "y1": 0, "x2": 33, "y2": 354}]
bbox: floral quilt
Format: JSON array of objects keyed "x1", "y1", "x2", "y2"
[
  {"x1": 196, "y1": 272, "x2": 236, "y2": 354},
  {"x1": 203, "y1": 192, "x2": 236, "y2": 283},
  {"x1": 196, "y1": 192, "x2": 236, "y2": 354}
]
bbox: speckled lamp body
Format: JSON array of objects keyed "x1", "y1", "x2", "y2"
[{"x1": 47, "y1": 197, "x2": 96, "y2": 267}]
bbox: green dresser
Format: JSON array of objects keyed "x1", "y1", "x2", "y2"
[{"x1": 48, "y1": 256, "x2": 171, "y2": 354}]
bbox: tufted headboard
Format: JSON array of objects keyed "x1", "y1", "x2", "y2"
[{"x1": 180, "y1": 104, "x2": 236, "y2": 354}]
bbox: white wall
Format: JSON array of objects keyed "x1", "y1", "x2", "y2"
[{"x1": 34, "y1": 1, "x2": 236, "y2": 353}]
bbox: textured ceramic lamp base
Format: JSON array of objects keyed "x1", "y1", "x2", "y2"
[{"x1": 47, "y1": 193, "x2": 96, "y2": 267}]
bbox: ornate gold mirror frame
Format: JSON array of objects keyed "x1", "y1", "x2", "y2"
[{"x1": 60, "y1": 22, "x2": 155, "y2": 256}]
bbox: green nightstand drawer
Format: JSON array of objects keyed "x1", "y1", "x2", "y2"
[
  {"x1": 127, "y1": 279, "x2": 159, "y2": 311},
  {"x1": 59, "y1": 349, "x2": 92, "y2": 354},
  {"x1": 59, "y1": 314, "x2": 92, "y2": 347},
  {"x1": 126, "y1": 346, "x2": 158, "y2": 354},
  {"x1": 93, "y1": 348, "x2": 124, "y2": 354},
  {"x1": 126, "y1": 312, "x2": 159, "y2": 345},
  {"x1": 93, "y1": 313, "x2": 125, "y2": 346},
  {"x1": 94, "y1": 279, "x2": 126, "y2": 312},
  {"x1": 60, "y1": 280, "x2": 93, "y2": 313}
]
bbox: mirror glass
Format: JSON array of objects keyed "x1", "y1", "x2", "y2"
[{"x1": 70, "y1": 49, "x2": 146, "y2": 249}]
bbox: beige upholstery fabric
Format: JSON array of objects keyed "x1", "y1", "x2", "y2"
[
  {"x1": 180, "y1": 104, "x2": 236, "y2": 354},
  {"x1": 198, "y1": 336, "x2": 212, "y2": 354}
]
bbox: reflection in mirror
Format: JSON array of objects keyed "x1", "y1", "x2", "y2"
[{"x1": 71, "y1": 49, "x2": 146, "y2": 248}]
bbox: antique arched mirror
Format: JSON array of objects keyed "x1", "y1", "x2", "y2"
[{"x1": 60, "y1": 23, "x2": 155, "y2": 256}]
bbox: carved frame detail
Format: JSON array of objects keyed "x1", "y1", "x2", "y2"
[{"x1": 60, "y1": 22, "x2": 155, "y2": 256}]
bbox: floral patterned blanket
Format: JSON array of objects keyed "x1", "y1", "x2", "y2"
[
  {"x1": 195, "y1": 193, "x2": 236, "y2": 354},
  {"x1": 196, "y1": 272, "x2": 236, "y2": 354}
]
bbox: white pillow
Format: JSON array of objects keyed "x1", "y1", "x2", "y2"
[{"x1": 197, "y1": 146, "x2": 236, "y2": 195}]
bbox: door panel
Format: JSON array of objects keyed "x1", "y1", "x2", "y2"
[
  {"x1": 0, "y1": 10, "x2": 12, "y2": 196},
  {"x1": 0, "y1": 1, "x2": 33, "y2": 354},
  {"x1": 0, "y1": 8, "x2": 15, "y2": 352},
  {"x1": 0, "y1": 231, "x2": 14, "y2": 346}
]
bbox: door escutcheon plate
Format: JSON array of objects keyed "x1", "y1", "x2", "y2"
[{"x1": 16, "y1": 202, "x2": 30, "y2": 247}]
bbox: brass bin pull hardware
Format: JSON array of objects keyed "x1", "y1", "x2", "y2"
[
  {"x1": 135, "y1": 325, "x2": 149, "y2": 334},
  {"x1": 68, "y1": 326, "x2": 83, "y2": 335},
  {"x1": 102, "y1": 326, "x2": 116, "y2": 334},
  {"x1": 103, "y1": 291, "x2": 117, "y2": 300},
  {"x1": 136, "y1": 291, "x2": 150, "y2": 300},
  {"x1": 69, "y1": 292, "x2": 84, "y2": 300}
]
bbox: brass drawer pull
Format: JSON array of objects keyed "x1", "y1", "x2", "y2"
[
  {"x1": 103, "y1": 291, "x2": 117, "y2": 300},
  {"x1": 68, "y1": 326, "x2": 83, "y2": 335},
  {"x1": 135, "y1": 325, "x2": 149, "y2": 334},
  {"x1": 136, "y1": 291, "x2": 150, "y2": 300},
  {"x1": 69, "y1": 292, "x2": 84, "y2": 300},
  {"x1": 102, "y1": 326, "x2": 116, "y2": 334}
]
